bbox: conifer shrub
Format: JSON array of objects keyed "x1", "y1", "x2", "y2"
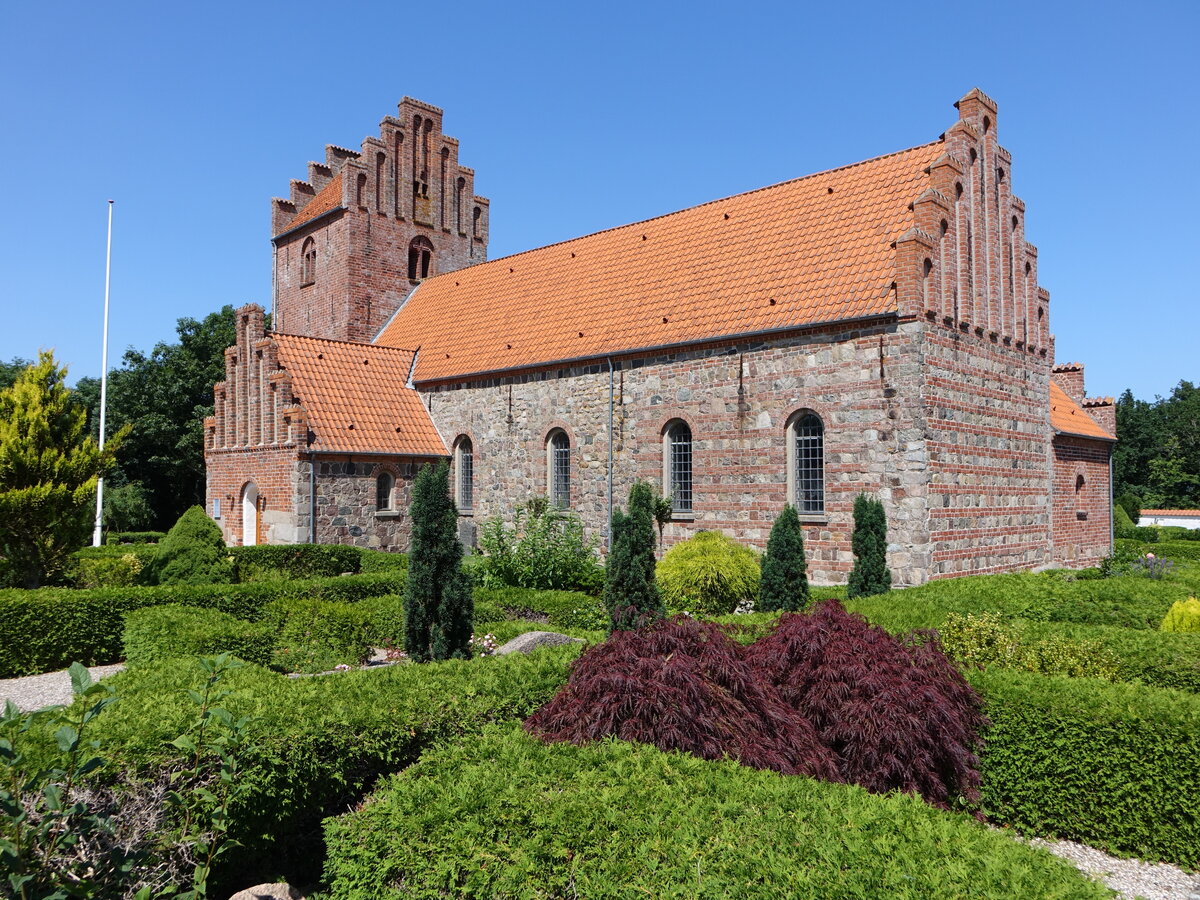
[
  {"x1": 405, "y1": 461, "x2": 473, "y2": 662},
  {"x1": 603, "y1": 482, "x2": 663, "y2": 630},
  {"x1": 847, "y1": 494, "x2": 891, "y2": 598},
  {"x1": 745, "y1": 601, "x2": 986, "y2": 808},
  {"x1": 145, "y1": 505, "x2": 235, "y2": 586},
  {"x1": 1161, "y1": 596, "x2": 1200, "y2": 633},
  {"x1": 1113, "y1": 504, "x2": 1135, "y2": 533},
  {"x1": 123, "y1": 604, "x2": 274, "y2": 667},
  {"x1": 656, "y1": 530, "x2": 760, "y2": 616},
  {"x1": 525, "y1": 615, "x2": 841, "y2": 780},
  {"x1": 759, "y1": 504, "x2": 809, "y2": 612}
]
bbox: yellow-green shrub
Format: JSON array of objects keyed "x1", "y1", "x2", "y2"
[
  {"x1": 656, "y1": 530, "x2": 759, "y2": 615},
  {"x1": 938, "y1": 613, "x2": 1121, "y2": 681},
  {"x1": 1161, "y1": 597, "x2": 1200, "y2": 633}
]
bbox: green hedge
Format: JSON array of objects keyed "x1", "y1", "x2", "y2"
[
  {"x1": 105, "y1": 531, "x2": 166, "y2": 545},
  {"x1": 322, "y1": 729, "x2": 1108, "y2": 900},
  {"x1": 473, "y1": 585, "x2": 608, "y2": 631},
  {"x1": 123, "y1": 605, "x2": 274, "y2": 667},
  {"x1": 262, "y1": 597, "x2": 375, "y2": 673},
  {"x1": 231, "y1": 544, "x2": 364, "y2": 580},
  {"x1": 45, "y1": 647, "x2": 581, "y2": 886},
  {"x1": 970, "y1": 668, "x2": 1200, "y2": 868},
  {"x1": 357, "y1": 549, "x2": 410, "y2": 574},
  {"x1": 845, "y1": 573, "x2": 1187, "y2": 631},
  {"x1": 0, "y1": 573, "x2": 407, "y2": 677},
  {"x1": 1150, "y1": 540, "x2": 1200, "y2": 563}
]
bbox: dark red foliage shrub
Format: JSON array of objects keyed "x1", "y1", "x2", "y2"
[
  {"x1": 525, "y1": 616, "x2": 840, "y2": 780},
  {"x1": 744, "y1": 601, "x2": 987, "y2": 808}
]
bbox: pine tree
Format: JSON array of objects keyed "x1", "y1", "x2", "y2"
[
  {"x1": 758, "y1": 504, "x2": 809, "y2": 612},
  {"x1": 847, "y1": 494, "x2": 892, "y2": 599},
  {"x1": 0, "y1": 352, "x2": 125, "y2": 587},
  {"x1": 603, "y1": 481, "x2": 663, "y2": 631},
  {"x1": 404, "y1": 460, "x2": 473, "y2": 661}
]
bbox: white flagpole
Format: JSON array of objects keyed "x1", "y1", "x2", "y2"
[{"x1": 92, "y1": 200, "x2": 114, "y2": 547}]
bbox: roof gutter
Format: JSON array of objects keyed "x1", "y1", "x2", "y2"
[
  {"x1": 1053, "y1": 428, "x2": 1117, "y2": 444},
  {"x1": 411, "y1": 310, "x2": 900, "y2": 386},
  {"x1": 271, "y1": 206, "x2": 345, "y2": 244}
]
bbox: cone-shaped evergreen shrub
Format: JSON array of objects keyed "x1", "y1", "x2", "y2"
[
  {"x1": 656, "y1": 530, "x2": 760, "y2": 615},
  {"x1": 146, "y1": 505, "x2": 234, "y2": 585},
  {"x1": 1161, "y1": 597, "x2": 1200, "y2": 633},
  {"x1": 745, "y1": 601, "x2": 986, "y2": 808},
  {"x1": 603, "y1": 482, "x2": 662, "y2": 631},
  {"x1": 405, "y1": 461, "x2": 473, "y2": 662},
  {"x1": 525, "y1": 615, "x2": 840, "y2": 780},
  {"x1": 847, "y1": 494, "x2": 891, "y2": 599},
  {"x1": 758, "y1": 505, "x2": 809, "y2": 612}
]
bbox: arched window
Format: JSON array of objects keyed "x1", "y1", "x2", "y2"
[
  {"x1": 407, "y1": 236, "x2": 434, "y2": 280},
  {"x1": 547, "y1": 430, "x2": 571, "y2": 508},
  {"x1": 376, "y1": 472, "x2": 395, "y2": 511},
  {"x1": 789, "y1": 413, "x2": 824, "y2": 514},
  {"x1": 456, "y1": 437, "x2": 474, "y2": 510},
  {"x1": 664, "y1": 421, "x2": 693, "y2": 512},
  {"x1": 300, "y1": 237, "x2": 316, "y2": 286}
]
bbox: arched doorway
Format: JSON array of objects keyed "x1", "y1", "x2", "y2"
[{"x1": 241, "y1": 482, "x2": 259, "y2": 546}]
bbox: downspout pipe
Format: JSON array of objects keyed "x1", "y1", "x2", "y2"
[
  {"x1": 308, "y1": 430, "x2": 317, "y2": 544},
  {"x1": 607, "y1": 357, "x2": 615, "y2": 550}
]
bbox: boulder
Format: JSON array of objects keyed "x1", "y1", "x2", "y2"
[
  {"x1": 228, "y1": 884, "x2": 304, "y2": 900},
  {"x1": 494, "y1": 631, "x2": 582, "y2": 656}
]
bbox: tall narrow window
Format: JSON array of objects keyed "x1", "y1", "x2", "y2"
[
  {"x1": 376, "y1": 472, "x2": 395, "y2": 511},
  {"x1": 457, "y1": 437, "x2": 474, "y2": 510},
  {"x1": 665, "y1": 421, "x2": 693, "y2": 512},
  {"x1": 375, "y1": 152, "x2": 386, "y2": 211},
  {"x1": 300, "y1": 237, "x2": 317, "y2": 286},
  {"x1": 407, "y1": 236, "x2": 434, "y2": 280},
  {"x1": 792, "y1": 414, "x2": 824, "y2": 514},
  {"x1": 548, "y1": 430, "x2": 571, "y2": 508}
]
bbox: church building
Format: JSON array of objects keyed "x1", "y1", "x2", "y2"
[{"x1": 204, "y1": 90, "x2": 1116, "y2": 585}]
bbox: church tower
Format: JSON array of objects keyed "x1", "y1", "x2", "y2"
[{"x1": 270, "y1": 98, "x2": 489, "y2": 343}]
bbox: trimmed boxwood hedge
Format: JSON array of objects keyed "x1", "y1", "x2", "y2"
[
  {"x1": 39, "y1": 646, "x2": 582, "y2": 887},
  {"x1": 231, "y1": 544, "x2": 364, "y2": 580},
  {"x1": 473, "y1": 585, "x2": 608, "y2": 630},
  {"x1": 0, "y1": 572, "x2": 407, "y2": 677},
  {"x1": 322, "y1": 728, "x2": 1110, "y2": 900},
  {"x1": 123, "y1": 605, "x2": 274, "y2": 667},
  {"x1": 970, "y1": 667, "x2": 1200, "y2": 868}
]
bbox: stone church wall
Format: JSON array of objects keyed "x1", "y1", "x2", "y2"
[
  {"x1": 311, "y1": 456, "x2": 418, "y2": 551},
  {"x1": 918, "y1": 322, "x2": 1055, "y2": 578},
  {"x1": 429, "y1": 319, "x2": 932, "y2": 586},
  {"x1": 1051, "y1": 436, "x2": 1113, "y2": 566}
]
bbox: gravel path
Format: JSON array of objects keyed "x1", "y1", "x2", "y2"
[
  {"x1": 3, "y1": 664, "x2": 1198, "y2": 898},
  {"x1": 1, "y1": 663, "x2": 126, "y2": 712},
  {"x1": 1029, "y1": 837, "x2": 1199, "y2": 900}
]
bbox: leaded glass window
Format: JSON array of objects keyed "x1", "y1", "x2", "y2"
[
  {"x1": 549, "y1": 431, "x2": 571, "y2": 508},
  {"x1": 667, "y1": 422, "x2": 693, "y2": 512},
  {"x1": 376, "y1": 472, "x2": 394, "y2": 511},
  {"x1": 458, "y1": 438, "x2": 474, "y2": 509},
  {"x1": 793, "y1": 414, "x2": 824, "y2": 514}
]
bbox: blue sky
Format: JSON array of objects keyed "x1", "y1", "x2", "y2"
[{"x1": 1, "y1": 0, "x2": 1196, "y2": 402}]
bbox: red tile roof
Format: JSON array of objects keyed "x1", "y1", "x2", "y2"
[
  {"x1": 283, "y1": 173, "x2": 343, "y2": 234},
  {"x1": 274, "y1": 333, "x2": 445, "y2": 456},
  {"x1": 1050, "y1": 382, "x2": 1114, "y2": 441},
  {"x1": 377, "y1": 142, "x2": 944, "y2": 381},
  {"x1": 1141, "y1": 509, "x2": 1200, "y2": 517}
]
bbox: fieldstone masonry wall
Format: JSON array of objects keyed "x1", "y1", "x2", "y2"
[
  {"x1": 312, "y1": 457, "x2": 417, "y2": 550},
  {"x1": 430, "y1": 320, "x2": 933, "y2": 586}
]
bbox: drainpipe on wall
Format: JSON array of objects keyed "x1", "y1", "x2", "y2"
[
  {"x1": 1109, "y1": 452, "x2": 1115, "y2": 550},
  {"x1": 607, "y1": 357, "x2": 615, "y2": 551},
  {"x1": 309, "y1": 451, "x2": 316, "y2": 544}
]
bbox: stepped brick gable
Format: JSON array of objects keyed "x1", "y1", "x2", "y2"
[
  {"x1": 271, "y1": 98, "x2": 489, "y2": 343},
  {"x1": 206, "y1": 90, "x2": 1115, "y2": 580}
]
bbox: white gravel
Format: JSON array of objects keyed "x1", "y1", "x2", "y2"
[
  {"x1": 1028, "y1": 836, "x2": 1200, "y2": 900},
  {"x1": 0, "y1": 663, "x2": 126, "y2": 712},
  {"x1": 4, "y1": 664, "x2": 1198, "y2": 899}
]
